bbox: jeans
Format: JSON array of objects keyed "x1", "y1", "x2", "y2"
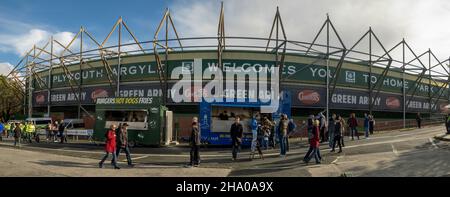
[
  {"x1": 99, "y1": 151, "x2": 118, "y2": 167},
  {"x1": 306, "y1": 147, "x2": 321, "y2": 163},
  {"x1": 304, "y1": 146, "x2": 313, "y2": 161},
  {"x1": 350, "y1": 127, "x2": 359, "y2": 140},
  {"x1": 14, "y1": 138, "x2": 21, "y2": 147},
  {"x1": 190, "y1": 145, "x2": 200, "y2": 165},
  {"x1": 364, "y1": 126, "x2": 369, "y2": 138},
  {"x1": 304, "y1": 142, "x2": 322, "y2": 161},
  {"x1": 116, "y1": 145, "x2": 132, "y2": 165},
  {"x1": 232, "y1": 140, "x2": 241, "y2": 159},
  {"x1": 328, "y1": 132, "x2": 335, "y2": 148},
  {"x1": 332, "y1": 135, "x2": 342, "y2": 152},
  {"x1": 262, "y1": 137, "x2": 269, "y2": 150},
  {"x1": 286, "y1": 137, "x2": 290, "y2": 152},
  {"x1": 279, "y1": 136, "x2": 287, "y2": 156},
  {"x1": 320, "y1": 127, "x2": 327, "y2": 142}
]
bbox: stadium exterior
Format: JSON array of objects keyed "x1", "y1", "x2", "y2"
[{"x1": 5, "y1": 5, "x2": 450, "y2": 138}]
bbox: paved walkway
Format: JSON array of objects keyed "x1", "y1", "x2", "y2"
[{"x1": 0, "y1": 147, "x2": 231, "y2": 177}]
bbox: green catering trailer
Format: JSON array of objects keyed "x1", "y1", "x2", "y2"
[{"x1": 93, "y1": 97, "x2": 166, "y2": 147}]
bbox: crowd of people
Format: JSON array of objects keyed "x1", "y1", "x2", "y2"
[
  {"x1": 98, "y1": 123, "x2": 134, "y2": 170},
  {"x1": 184, "y1": 111, "x2": 380, "y2": 167},
  {"x1": 0, "y1": 120, "x2": 71, "y2": 147},
  {"x1": 0, "y1": 121, "x2": 39, "y2": 146}
]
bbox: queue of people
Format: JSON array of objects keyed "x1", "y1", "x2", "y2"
[{"x1": 0, "y1": 121, "x2": 41, "y2": 144}]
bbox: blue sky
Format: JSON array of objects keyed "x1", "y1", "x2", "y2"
[
  {"x1": 2, "y1": 0, "x2": 450, "y2": 76},
  {"x1": 0, "y1": 0, "x2": 173, "y2": 66}
]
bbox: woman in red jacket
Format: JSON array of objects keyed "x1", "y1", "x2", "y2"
[
  {"x1": 99, "y1": 124, "x2": 120, "y2": 169},
  {"x1": 304, "y1": 120, "x2": 321, "y2": 164}
]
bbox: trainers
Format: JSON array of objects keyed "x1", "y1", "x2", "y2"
[
  {"x1": 98, "y1": 163, "x2": 103, "y2": 168},
  {"x1": 114, "y1": 166, "x2": 120, "y2": 170}
]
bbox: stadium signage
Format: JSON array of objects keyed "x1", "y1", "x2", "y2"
[
  {"x1": 96, "y1": 97, "x2": 153, "y2": 105},
  {"x1": 37, "y1": 59, "x2": 445, "y2": 98},
  {"x1": 290, "y1": 86, "x2": 446, "y2": 112},
  {"x1": 33, "y1": 83, "x2": 448, "y2": 113}
]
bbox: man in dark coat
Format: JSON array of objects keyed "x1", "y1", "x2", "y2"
[
  {"x1": 416, "y1": 113, "x2": 422, "y2": 129},
  {"x1": 116, "y1": 123, "x2": 133, "y2": 167},
  {"x1": 230, "y1": 116, "x2": 243, "y2": 161},
  {"x1": 189, "y1": 117, "x2": 201, "y2": 167},
  {"x1": 13, "y1": 123, "x2": 21, "y2": 147}
]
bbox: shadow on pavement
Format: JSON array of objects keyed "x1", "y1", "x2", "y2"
[
  {"x1": 344, "y1": 141, "x2": 450, "y2": 177},
  {"x1": 31, "y1": 160, "x2": 99, "y2": 169}
]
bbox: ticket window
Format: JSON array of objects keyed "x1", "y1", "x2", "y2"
[
  {"x1": 104, "y1": 110, "x2": 148, "y2": 131},
  {"x1": 211, "y1": 107, "x2": 261, "y2": 133}
]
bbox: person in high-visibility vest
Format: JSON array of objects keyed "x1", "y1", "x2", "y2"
[
  {"x1": 4, "y1": 123, "x2": 11, "y2": 138},
  {"x1": 25, "y1": 122, "x2": 34, "y2": 143},
  {"x1": 9, "y1": 123, "x2": 15, "y2": 138}
]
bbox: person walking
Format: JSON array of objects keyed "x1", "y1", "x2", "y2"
[
  {"x1": 364, "y1": 113, "x2": 370, "y2": 139},
  {"x1": 230, "y1": 116, "x2": 243, "y2": 161},
  {"x1": 4, "y1": 122, "x2": 10, "y2": 139},
  {"x1": 348, "y1": 113, "x2": 359, "y2": 140},
  {"x1": 269, "y1": 119, "x2": 276, "y2": 149},
  {"x1": 250, "y1": 115, "x2": 264, "y2": 160},
  {"x1": 303, "y1": 115, "x2": 315, "y2": 160},
  {"x1": 304, "y1": 119, "x2": 321, "y2": 164},
  {"x1": 9, "y1": 122, "x2": 15, "y2": 138},
  {"x1": 369, "y1": 115, "x2": 375, "y2": 135},
  {"x1": 52, "y1": 121, "x2": 59, "y2": 142},
  {"x1": 45, "y1": 122, "x2": 52, "y2": 142},
  {"x1": 116, "y1": 123, "x2": 133, "y2": 167},
  {"x1": 13, "y1": 123, "x2": 21, "y2": 148},
  {"x1": 188, "y1": 117, "x2": 201, "y2": 167},
  {"x1": 340, "y1": 115, "x2": 346, "y2": 147},
  {"x1": 328, "y1": 114, "x2": 336, "y2": 148},
  {"x1": 58, "y1": 120, "x2": 66, "y2": 144},
  {"x1": 416, "y1": 113, "x2": 422, "y2": 129},
  {"x1": 286, "y1": 118, "x2": 296, "y2": 152},
  {"x1": 331, "y1": 116, "x2": 343, "y2": 153},
  {"x1": 25, "y1": 121, "x2": 34, "y2": 143},
  {"x1": 318, "y1": 112, "x2": 327, "y2": 143},
  {"x1": 261, "y1": 116, "x2": 273, "y2": 150},
  {"x1": 99, "y1": 124, "x2": 120, "y2": 169},
  {"x1": 278, "y1": 114, "x2": 289, "y2": 157}
]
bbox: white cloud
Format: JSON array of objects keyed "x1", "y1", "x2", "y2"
[
  {"x1": 0, "y1": 28, "x2": 77, "y2": 57},
  {"x1": 170, "y1": 0, "x2": 450, "y2": 68},
  {"x1": 0, "y1": 62, "x2": 13, "y2": 76}
]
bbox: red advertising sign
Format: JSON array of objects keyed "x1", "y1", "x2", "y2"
[{"x1": 298, "y1": 90, "x2": 320, "y2": 105}]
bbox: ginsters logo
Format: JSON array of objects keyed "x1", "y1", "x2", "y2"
[
  {"x1": 91, "y1": 89, "x2": 109, "y2": 102},
  {"x1": 298, "y1": 90, "x2": 320, "y2": 105},
  {"x1": 35, "y1": 94, "x2": 45, "y2": 104},
  {"x1": 385, "y1": 97, "x2": 400, "y2": 109}
]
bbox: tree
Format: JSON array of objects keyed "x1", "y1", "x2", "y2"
[{"x1": 0, "y1": 75, "x2": 24, "y2": 122}]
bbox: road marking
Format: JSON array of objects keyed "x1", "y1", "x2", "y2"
[
  {"x1": 391, "y1": 144, "x2": 398, "y2": 156},
  {"x1": 331, "y1": 156, "x2": 341, "y2": 164},
  {"x1": 428, "y1": 138, "x2": 439, "y2": 149},
  {"x1": 121, "y1": 155, "x2": 150, "y2": 162}
]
